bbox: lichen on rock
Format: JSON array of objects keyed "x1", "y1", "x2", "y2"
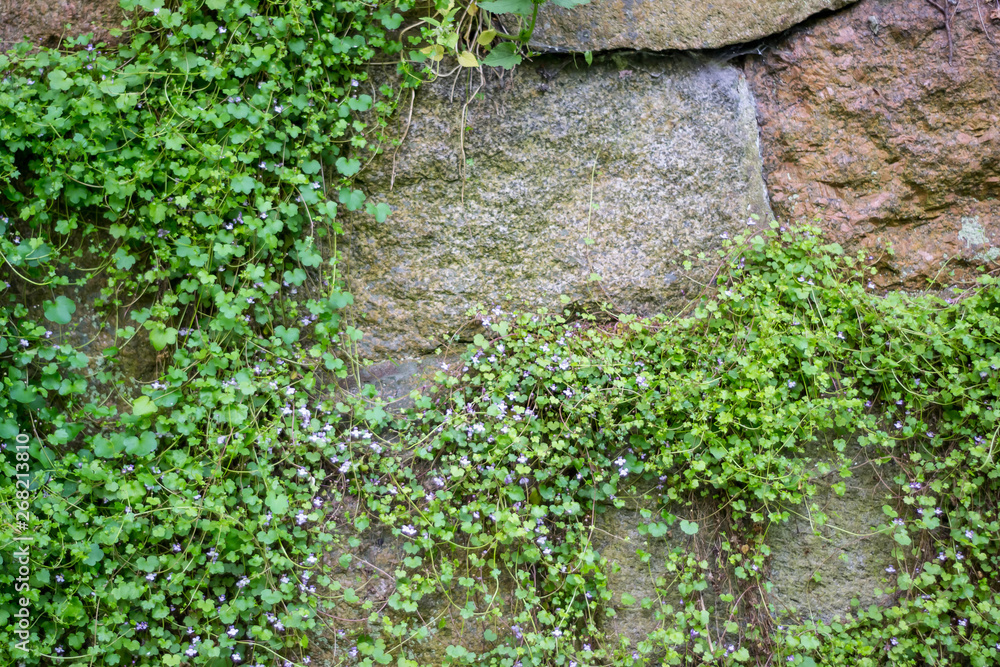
[
  {"x1": 745, "y1": 0, "x2": 1000, "y2": 287},
  {"x1": 523, "y1": 0, "x2": 856, "y2": 52},
  {"x1": 342, "y1": 52, "x2": 772, "y2": 358}
]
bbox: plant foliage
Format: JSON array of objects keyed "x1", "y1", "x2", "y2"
[{"x1": 0, "y1": 0, "x2": 998, "y2": 665}]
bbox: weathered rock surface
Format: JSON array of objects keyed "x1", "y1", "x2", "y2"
[
  {"x1": 342, "y1": 53, "x2": 771, "y2": 357},
  {"x1": 592, "y1": 498, "x2": 726, "y2": 646},
  {"x1": 312, "y1": 517, "x2": 503, "y2": 664},
  {"x1": 746, "y1": 0, "x2": 1000, "y2": 287},
  {"x1": 524, "y1": 0, "x2": 855, "y2": 52},
  {"x1": 767, "y1": 437, "x2": 899, "y2": 623},
  {"x1": 0, "y1": 0, "x2": 124, "y2": 51}
]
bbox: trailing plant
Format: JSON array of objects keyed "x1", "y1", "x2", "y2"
[
  {"x1": 0, "y1": 0, "x2": 592, "y2": 663},
  {"x1": 0, "y1": 0, "x2": 997, "y2": 665},
  {"x1": 321, "y1": 224, "x2": 1000, "y2": 666}
]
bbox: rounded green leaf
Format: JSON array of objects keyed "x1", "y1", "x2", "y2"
[
  {"x1": 335, "y1": 157, "x2": 361, "y2": 177},
  {"x1": 131, "y1": 396, "x2": 158, "y2": 417},
  {"x1": 680, "y1": 520, "x2": 699, "y2": 535},
  {"x1": 43, "y1": 295, "x2": 76, "y2": 325},
  {"x1": 10, "y1": 382, "x2": 37, "y2": 404}
]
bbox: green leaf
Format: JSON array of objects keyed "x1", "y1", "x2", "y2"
[
  {"x1": 114, "y1": 248, "x2": 136, "y2": 271},
  {"x1": 149, "y1": 326, "x2": 177, "y2": 351},
  {"x1": 47, "y1": 69, "x2": 73, "y2": 91},
  {"x1": 135, "y1": 555, "x2": 159, "y2": 571},
  {"x1": 93, "y1": 436, "x2": 118, "y2": 458},
  {"x1": 260, "y1": 589, "x2": 283, "y2": 605},
  {"x1": 647, "y1": 522, "x2": 667, "y2": 538},
  {"x1": 231, "y1": 175, "x2": 257, "y2": 194},
  {"x1": 680, "y1": 520, "x2": 699, "y2": 535},
  {"x1": 366, "y1": 201, "x2": 391, "y2": 223},
  {"x1": 43, "y1": 296, "x2": 76, "y2": 325},
  {"x1": 339, "y1": 188, "x2": 366, "y2": 211},
  {"x1": 10, "y1": 383, "x2": 36, "y2": 404},
  {"x1": 335, "y1": 157, "x2": 361, "y2": 177},
  {"x1": 506, "y1": 486, "x2": 525, "y2": 502},
  {"x1": 380, "y1": 12, "x2": 404, "y2": 29},
  {"x1": 477, "y1": 30, "x2": 497, "y2": 47},
  {"x1": 482, "y1": 42, "x2": 523, "y2": 69},
  {"x1": 550, "y1": 0, "x2": 592, "y2": 6},
  {"x1": 125, "y1": 431, "x2": 158, "y2": 457},
  {"x1": 478, "y1": 0, "x2": 534, "y2": 15},
  {"x1": 83, "y1": 543, "x2": 105, "y2": 566},
  {"x1": 131, "y1": 396, "x2": 158, "y2": 417},
  {"x1": 266, "y1": 494, "x2": 289, "y2": 514}
]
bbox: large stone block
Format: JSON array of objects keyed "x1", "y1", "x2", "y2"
[
  {"x1": 342, "y1": 53, "x2": 771, "y2": 358},
  {"x1": 523, "y1": 0, "x2": 855, "y2": 52},
  {"x1": 0, "y1": 0, "x2": 124, "y2": 51},
  {"x1": 746, "y1": 0, "x2": 1000, "y2": 288},
  {"x1": 766, "y1": 437, "x2": 899, "y2": 623}
]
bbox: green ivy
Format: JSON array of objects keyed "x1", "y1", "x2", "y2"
[
  {"x1": 335, "y1": 224, "x2": 1000, "y2": 666},
  {"x1": 1, "y1": 0, "x2": 998, "y2": 664},
  {"x1": 0, "y1": 0, "x2": 417, "y2": 664},
  {"x1": 0, "y1": 0, "x2": 589, "y2": 663}
]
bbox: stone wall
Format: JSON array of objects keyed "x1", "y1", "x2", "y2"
[
  {"x1": 3, "y1": 0, "x2": 997, "y2": 657},
  {"x1": 0, "y1": 0, "x2": 123, "y2": 51},
  {"x1": 343, "y1": 0, "x2": 1000, "y2": 358},
  {"x1": 342, "y1": 53, "x2": 770, "y2": 357},
  {"x1": 525, "y1": 0, "x2": 856, "y2": 51},
  {"x1": 746, "y1": 0, "x2": 1000, "y2": 288},
  {"x1": 330, "y1": 0, "x2": 999, "y2": 650}
]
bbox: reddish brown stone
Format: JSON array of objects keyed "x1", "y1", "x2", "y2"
[
  {"x1": 0, "y1": 0, "x2": 125, "y2": 51},
  {"x1": 746, "y1": 0, "x2": 1000, "y2": 287}
]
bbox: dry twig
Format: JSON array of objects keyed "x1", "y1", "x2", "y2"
[{"x1": 924, "y1": 0, "x2": 957, "y2": 64}]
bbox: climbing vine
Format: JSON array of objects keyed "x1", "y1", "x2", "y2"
[
  {"x1": 0, "y1": 0, "x2": 563, "y2": 664},
  {"x1": 1, "y1": 0, "x2": 999, "y2": 666},
  {"x1": 349, "y1": 225, "x2": 1000, "y2": 666}
]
